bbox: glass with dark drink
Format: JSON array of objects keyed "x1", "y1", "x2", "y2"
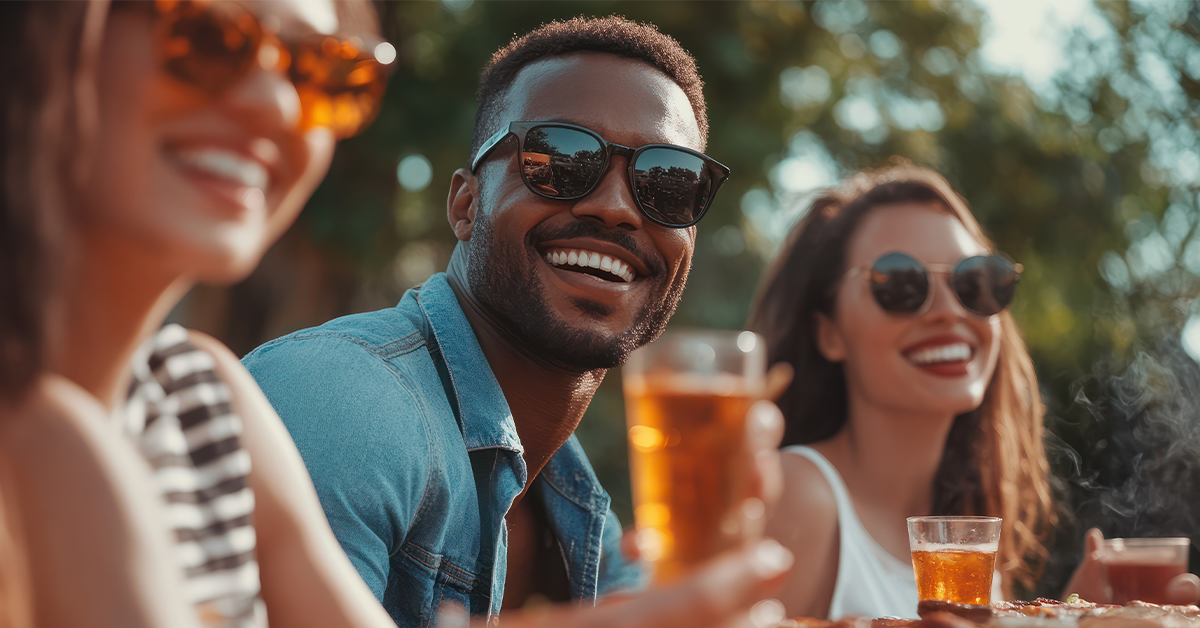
[
  {"x1": 622, "y1": 330, "x2": 765, "y2": 584},
  {"x1": 908, "y1": 516, "x2": 1002, "y2": 605},
  {"x1": 1100, "y1": 538, "x2": 1189, "y2": 604}
]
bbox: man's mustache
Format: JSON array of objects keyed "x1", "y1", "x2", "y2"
[{"x1": 527, "y1": 221, "x2": 667, "y2": 277}]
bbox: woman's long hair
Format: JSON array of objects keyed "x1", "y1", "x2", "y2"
[
  {"x1": 748, "y1": 164, "x2": 1054, "y2": 594},
  {"x1": 0, "y1": 1, "x2": 108, "y2": 402}
]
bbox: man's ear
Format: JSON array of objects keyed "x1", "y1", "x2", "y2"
[
  {"x1": 814, "y1": 312, "x2": 847, "y2": 363},
  {"x1": 447, "y1": 168, "x2": 480, "y2": 242}
]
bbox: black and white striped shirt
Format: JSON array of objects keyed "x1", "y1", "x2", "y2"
[{"x1": 124, "y1": 324, "x2": 266, "y2": 628}]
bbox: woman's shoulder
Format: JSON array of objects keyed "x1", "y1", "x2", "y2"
[
  {"x1": 0, "y1": 375, "x2": 197, "y2": 627},
  {"x1": 769, "y1": 446, "x2": 840, "y2": 545},
  {"x1": 767, "y1": 445, "x2": 843, "y2": 618}
]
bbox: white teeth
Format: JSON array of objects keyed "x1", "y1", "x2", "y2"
[
  {"x1": 173, "y1": 148, "x2": 269, "y2": 190},
  {"x1": 543, "y1": 248, "x2": 637, "y2": 283},
  {"x1": 907, "y1": 343, "x2": 972, "y2": 365}
]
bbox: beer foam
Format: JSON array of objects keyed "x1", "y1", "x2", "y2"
[
  {"x1": 912, "y1": 542, "x2": 999, "y2": 553},
  {"x1": 624, "y1": 372, "x2": 757, "y2": 397}
]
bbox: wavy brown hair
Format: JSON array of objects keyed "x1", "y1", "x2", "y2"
[{"x1": 747, "y1": 164, "x2": 1054, "y2": 594}]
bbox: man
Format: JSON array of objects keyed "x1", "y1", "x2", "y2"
[{"x1": 244, "y1": 16, "x2": 787, "y2": 627}]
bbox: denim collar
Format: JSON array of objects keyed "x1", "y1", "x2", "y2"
[
  {"x1": 415, "y1": 274, "x2": 525, "y2": 457},
  {"x1": 416, "y1": 273, "x2": 617, "y2": 606}
]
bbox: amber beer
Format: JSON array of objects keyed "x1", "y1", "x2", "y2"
[
  {"x1": 908, "y1": 516, "x2": 1002, "y2": 605},
  {"x1": 623, "y1": 331, "x2": 765, "y2": 584},
  {"x1": 912, "y1": 547, "x2": 998, "y2": 605},
  {"x1": 1100, "y1": 538, "x2": 1190, "y2": 604}
]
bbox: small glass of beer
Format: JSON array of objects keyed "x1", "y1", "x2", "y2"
[
  {"x1": 908, "y1": 516, "x2": 1002, "y2": 605},
  {"x1": 622, "y1": 329, "x2": 765, "y2": 584},
  {"x1": 1100, "y1": 537, "x2": 1190, "y2": 604}
]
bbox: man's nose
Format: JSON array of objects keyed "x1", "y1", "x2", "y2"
[{"x1": 570, "y1": 157, "x2": 643, "y2": 230}]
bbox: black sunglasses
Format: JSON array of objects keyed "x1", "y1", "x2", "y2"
[
  {"x1": 847, "y1": 252, "x2": 1022, "y2": 317},
  {"x1": 470, "y1": 122, "x2": 730, "y2": 228}
]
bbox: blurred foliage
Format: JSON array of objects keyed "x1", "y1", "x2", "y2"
[{"x1": 177, "y1": 0, "x2": 1200, "y2": 596}]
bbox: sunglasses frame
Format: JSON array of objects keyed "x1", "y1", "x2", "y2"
[
  {"x1": 470, "y1": 121, "x2": 731, "y2": 229},
  {"x1": 845, "y1": 252, "x2": 1023, "y2": 317},
  {"x1": 151, "y1": 0, "x2": 396, "y2": 139}
]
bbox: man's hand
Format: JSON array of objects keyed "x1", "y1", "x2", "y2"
[
  {"x1": 444, "y1": 539, "x2": 794, "y2": 628},
  {"x1": 1064, "y1": 528, "x2": 1200, "y2": 605}
]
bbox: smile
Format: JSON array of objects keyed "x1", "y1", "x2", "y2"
[
  {"x1": 543, "y1": 247, "x2": 636, "y2": 283},
  {"x1": 904, "y1": 342, "x2": 973, "y2": 366},
  {"x1": 171, "y1": 147, "x2": 270, "y2": 190}
]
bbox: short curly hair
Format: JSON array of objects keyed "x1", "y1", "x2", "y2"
[{"x1": 469, "y1": 16, "x2": 708, "y2": 166}]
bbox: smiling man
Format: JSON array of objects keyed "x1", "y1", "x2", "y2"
[{"x1": 243, "y1": 17, "x2": 730, "y2": 627}]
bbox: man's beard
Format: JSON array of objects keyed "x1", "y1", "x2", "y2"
[{"x1": 465, "y1": 207, "x2": 687, "y2": 371}]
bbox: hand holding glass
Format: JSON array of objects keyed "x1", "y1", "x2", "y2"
[
  {"x1": 1100, "y1": 537, "x2": 1189, "y2": 604},
  {"x1": 623, "y1": 330, "x2": 765, "y2": 584}
]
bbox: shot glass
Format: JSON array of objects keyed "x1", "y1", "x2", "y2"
[
  {"x1": 622, "y1": 329, "x2": 765, "y2": 584},
  {"x1": 1100, "y1": 537, "x2": 1190, "y2": 605},
  {"x1": 908, "y1": 516, "x2": 1002, "y2": 605}
]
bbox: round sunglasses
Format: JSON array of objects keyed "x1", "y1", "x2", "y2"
[
  {"x1": 846, "y1": 252, "x2": 1022, "y2": 317},
  {"x1": 147, "y1": 0, "x2": 396, "y2": 139},
  {"x1": 470, "y1": 122, "x2": 731, "y2": 229}
]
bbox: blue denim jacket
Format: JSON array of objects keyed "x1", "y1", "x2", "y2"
[{"x1": 243, "y1": 273, "x2": 643, "y2": 627}]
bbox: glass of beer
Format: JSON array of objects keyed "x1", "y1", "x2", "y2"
[
  {"x1": 1100, "y1": 537, "x2": 1190, "y2": 604},
  {"x1": 622, "y1": 329, "x2": 765, "y2": 584},
  {"x1": 908, "y1": 516, "x2": 1002, "y2": 605}
]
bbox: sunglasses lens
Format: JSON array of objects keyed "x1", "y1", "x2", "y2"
[
  {"x1": 292, "y1": 37, "x2": 391, "y2": 138},
  {"x1": 869, "y1": 253, "x2": 930, "y2": 314},
  {"x1": 161, "y1": 3, "x2": 261, "y2": 93},
  {"x1": 952, "y1": 256, "x2": 1019, "y2": 316},
  {"x1": 520, "y1": 127, "x2": 606, "y2": 197},
  {"x1": 632, "y1": 148, "x2": 713, "y2": 226}
]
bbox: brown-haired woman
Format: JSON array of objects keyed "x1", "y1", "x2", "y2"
[
  {"x1": 0, "y1": 3, "x2": 791, "y2": 627},
  {"x1": 752, "y1": 164, "x2": 1195, "y2": 619}
]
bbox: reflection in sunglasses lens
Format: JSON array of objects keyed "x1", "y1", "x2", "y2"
[
  {"x1": 633, "y1": 148, "x2": 709, "y2": 226},
  {"x1": 164, "y1": 5, "x2": 261, "y2": 93},
  {"x1": 952, "y1": 256, "x2": 1016, "y2": 316},
  {"x1": 870, "y1": 253, "x2": 929, "y2": 314},
  {"x1": 522, "y1": 127, "x2": 605, "y2": 197}
]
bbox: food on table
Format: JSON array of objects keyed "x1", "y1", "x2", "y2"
[{"x1": 774, "y1": 597, "x2": 1200, "y2": 627}]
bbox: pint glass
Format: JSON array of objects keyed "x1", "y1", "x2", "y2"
[
  {"x1": 1100, "y1": 537, "x2": 1190, "y2": 604},
  {"x1": 908, "y1": 516, "x2": 1002, "y2": 605},
  {"x1": 622, "y1": 330, "x2": 765, "y2": 584}
]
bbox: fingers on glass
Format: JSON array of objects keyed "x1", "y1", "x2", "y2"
[
  {"x1": 867, "y1": 253, "x2": 1019, "y2": 316},
  {"x1": 156, "y1": 1, "x2": 392, "y2": 138}
]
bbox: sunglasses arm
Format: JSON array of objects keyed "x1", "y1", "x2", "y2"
[{"x1": 470, "y1": 127, "x2": 515, "y2": 173}]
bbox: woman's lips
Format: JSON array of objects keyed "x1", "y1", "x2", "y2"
[
  {"x1": 166, "y1": 145, "x2": 272, "y2": 215},
  {"x1": 904, "y1": 341, "x2": 974, "y2": 378}
]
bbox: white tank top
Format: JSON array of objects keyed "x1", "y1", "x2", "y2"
[{"x1": 783, "y1": 445, "x2": 920, "y2": 620}]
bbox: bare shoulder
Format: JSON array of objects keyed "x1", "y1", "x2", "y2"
[
  {"x1": 0, "y1": 376, "x2": 196, "y2": 627},
  {"x1": 767, "y1": 447, "x2": 841, "y2": 619},
  {"x1": 768, "y1": 448, "x2": 839, "y2": 545}
]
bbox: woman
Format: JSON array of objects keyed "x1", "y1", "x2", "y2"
[
  {"x1": 751, "y1": 165, "x2": 1051, "y2": 619},
  {"x1": 752, "y1": 165, "x2": 1200, "y2": 620},
  {"x1": 0, "y1": 2, "x2": 790, "y2": 627}
]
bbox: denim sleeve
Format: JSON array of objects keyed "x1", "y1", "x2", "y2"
[
  {"x1": 243, "y1": 334, "x2": 431, "y2": 601},
  {"x1": 596, "y1": 508, "x2": 648, "y2": 597}
]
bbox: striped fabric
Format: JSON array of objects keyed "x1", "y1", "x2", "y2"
[{"x1": 124, "y1": 324, "x2": 267, "y2": 628}]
